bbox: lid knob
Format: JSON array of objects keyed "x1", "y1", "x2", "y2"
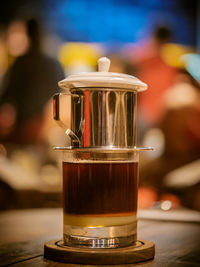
[{"x1": 98, "y1": 57, "x2": 110, "y2": 72}]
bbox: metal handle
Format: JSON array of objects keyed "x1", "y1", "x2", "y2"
[{"x1": 53, "y1": 92, "x2": 80, "y2": 144}]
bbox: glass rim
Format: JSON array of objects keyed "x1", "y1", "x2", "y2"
[{"x1": 54, "y1": 146, "x2": 153, "y2": 152}]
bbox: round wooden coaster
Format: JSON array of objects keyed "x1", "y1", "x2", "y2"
[{"x1": 44, "y1": 240, "x2": 155, "y2": 265}]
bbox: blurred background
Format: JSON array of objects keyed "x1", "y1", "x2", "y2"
[{"x1": 0, "y1": 0, "x2": 200, "y2": 212}]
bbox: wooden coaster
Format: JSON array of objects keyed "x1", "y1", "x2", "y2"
[{"x1": 44, "y1": 240, "x2": 155, "y2": 265}]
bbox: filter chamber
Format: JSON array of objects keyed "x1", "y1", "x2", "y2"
[{"x1": 70, "y1": 89, "x2": 137, "y2": 148}]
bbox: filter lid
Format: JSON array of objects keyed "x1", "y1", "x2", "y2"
[{"x1": 58, "y1": 57, "x2": 147, "y2": 92}]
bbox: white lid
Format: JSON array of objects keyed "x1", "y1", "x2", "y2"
[{"x1": 58, "y1": 57, "x2": 147, "y2": 92}]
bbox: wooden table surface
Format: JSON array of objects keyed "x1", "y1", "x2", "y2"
[{"x1": 0, "y1": 208, "x2": 199, "y2": 267}]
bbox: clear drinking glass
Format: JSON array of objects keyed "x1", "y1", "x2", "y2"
[{"x1": 60, "y1": 148, "x2": 139, "y2": 248}]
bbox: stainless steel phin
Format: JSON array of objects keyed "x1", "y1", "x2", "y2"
[
  {"x1": 54, "y1": 57, "x2": 147, "y2": 149},
  {"x1": 53, "y1": 57, "x2": 150, "y2": 249}
]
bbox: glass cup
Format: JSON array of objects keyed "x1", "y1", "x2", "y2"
[{"x1": 60, "y1": 148, "x2": 139, "y2": 248}]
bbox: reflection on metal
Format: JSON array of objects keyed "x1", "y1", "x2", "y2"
[
  {"x1": 68, "y1": 88, "x2": 137, "y2": 148},
  {"x1": 65, "y1": 129, "x2": 80, "y2": 144}
]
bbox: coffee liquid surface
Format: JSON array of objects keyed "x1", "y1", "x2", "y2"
[{"x1": 63, "y1": 162, "x2": 138, "y2": 216}]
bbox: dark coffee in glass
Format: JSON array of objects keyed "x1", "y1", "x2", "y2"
[{"x1": 63, "y1": 162, "x2": 138, "y2": 216}]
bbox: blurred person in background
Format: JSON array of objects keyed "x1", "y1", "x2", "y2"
[
  {"x1": 132, "y1": 26, "x2": 178, "y2": 135},
  {"x1": 139, "y1": 68, "x2": 200, "y2": 210},
  {"x1": 0, "y1": 27, "x2": 7, "y2": 86},
  {"x1": 0, "y1": 18, "x2": 64, "y2": 144}
]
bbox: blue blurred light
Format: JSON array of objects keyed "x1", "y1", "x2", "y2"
[{"x1": 45, "y1": 0, "x2": 196, "y2": 45}]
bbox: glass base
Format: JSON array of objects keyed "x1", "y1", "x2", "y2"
[{"x1": 63, "y1": 222, "x2": 137, "y2": 248}]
